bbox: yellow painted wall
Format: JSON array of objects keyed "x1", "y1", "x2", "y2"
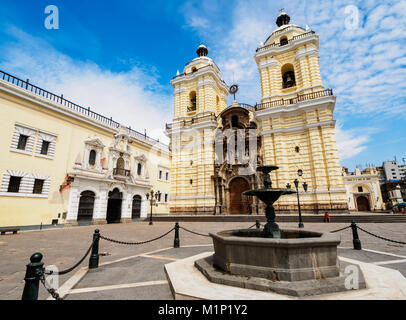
[{"x1": 0, "y1": 81, "x2": 170, "y2": 227}]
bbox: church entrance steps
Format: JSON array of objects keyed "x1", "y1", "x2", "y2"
[{"x1": 149, "y1": 214, "x2": 406, "y2": 223}]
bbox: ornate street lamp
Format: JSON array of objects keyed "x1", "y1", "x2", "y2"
[
  {"x1": 146, "y1": 189, "x2": 160, "y2": 225},
  {"x1": 291, "y1": 169, "x2": 307, "y2": 229}
]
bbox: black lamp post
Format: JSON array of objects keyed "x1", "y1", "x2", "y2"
[
  {"x1": 146, "y1": 190, "x2": 161, "y2": 225},
  {"x1": 290, "y1": 169, "x2": 307, "y2": 229}
]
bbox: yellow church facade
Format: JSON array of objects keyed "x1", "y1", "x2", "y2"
[
  {"x1": 0, "y1": 70, "x2": 170, "y2": 228},
  {"x1": 166, "y1": 12, "x2": 348, "y2": 214}
]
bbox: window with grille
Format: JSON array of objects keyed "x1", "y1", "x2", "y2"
[
  {"x1": 17, "y1": 135, "x2": 28, "y2": 150},
  {"x1": 7, "y1": 176, "x2": 21, "y2": 193},
  {"x1": 33, "y1": 179, "x2": 44, "y2": 194},
  {"x1": 40, "y1": 141, "x2": 50, "y2": 155}
]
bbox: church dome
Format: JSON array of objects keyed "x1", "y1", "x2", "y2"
[
  {"x1": 276, "y1": 11, "x2": 290, "y2": 27},
  {"x1": 196, "y1": 44, "x2": 208, "y2": 57}
]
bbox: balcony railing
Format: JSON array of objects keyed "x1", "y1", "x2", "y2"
[
  {"x1": 166, "y1": 112, "x2": 217, "y2": 130},
  {"x1": 255, "y1": 89, "x2": 333, "y2": 110},
  {"x1": 0, "y1": 69, "x2": 169, "y2": 151},
  {"x1": 256, "y1": 31, "x2": 316, "y2": 53},
  {"x1": 125, "y1": 127, "x2": 169, "y2": 150},
  {"x1": 113, "y1": 168, "x2": 131, "y2": 177},
  {"x1": 227, "y1": 103, "x2": 255, "y2": 110}
]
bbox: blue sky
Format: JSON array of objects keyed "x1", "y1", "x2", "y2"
[{"x1": 0, "y1": 0, "x2": 405, "y2": 170}]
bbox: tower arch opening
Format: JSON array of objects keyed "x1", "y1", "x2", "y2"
[
  {"x1": 188, "y1": 91, "x2": 197, "y2": 112},
  {"x1": 281, "y1": 63, "x2": 296, "y2": 88}
]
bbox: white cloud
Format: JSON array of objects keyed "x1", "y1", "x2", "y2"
[
  {"x1": 335, "y1": 126, "x2": 369, "y2": 160},
  {"x1": 0, "y1": 26, "x2": 172, "y2": 144}
]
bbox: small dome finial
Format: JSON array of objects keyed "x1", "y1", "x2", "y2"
[
  {"x1": 276, "y1": 9, "x2": 290, "y2": 27},
  {"x1": 196, "y1": 43, "x2": 208, "y2": 57}
]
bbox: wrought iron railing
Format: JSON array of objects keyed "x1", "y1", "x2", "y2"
[
  {"x1": 125, "y1": 127, "x2": 169, "y2": 150},
  {"x1": 113, "y1": 168, "x2": 131, "y2": 177},
  {"x1": 255, "y1": 89, "x2": 333, "y2": 110},
  {"x1": 256, "y1": 31, "x2": 316, "y2": 52},
  {"x1": 0, "y1": 70, "x2": 120, "y2": 128},
  {"x1": 227, "y1": 103, "x2": 255, "y2": 110},
  {"x1": 0, "y1": 70, "x2": 169, "y2": 150}
]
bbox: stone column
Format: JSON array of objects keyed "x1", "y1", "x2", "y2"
[
  {"x1": 121, "y1": 192, "x2": 133, "y2": 223},
  {"x1": 92, "y1": 189, "x2": 108, "y2": 225},
  {"x1": 140, "y1": 196, "x2": 148, "y2": 218},
  {"x1": 65, "y1": 187, "x2": 79, "y2": 226}
]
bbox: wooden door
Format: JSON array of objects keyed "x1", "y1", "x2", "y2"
[
  {"x1": 229, "y1": 177, "x2": 251, "y2": 214},
  {"x1": 356, "y1": 196, "x2": 370, "y2": 212}
]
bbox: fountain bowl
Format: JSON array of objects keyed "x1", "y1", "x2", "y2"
[{"x1": 209, "y1": 228, "x2": 340, "y2": 282}]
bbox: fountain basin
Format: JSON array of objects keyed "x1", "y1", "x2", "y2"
[{"x1": 210, "y1": 229, "x2": 340, "y2": 282}]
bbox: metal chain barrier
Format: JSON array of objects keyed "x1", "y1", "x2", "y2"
[
  {"x1": 44, "y1": 240, "x2": 95, "y2": 276},
  {"x1": 39, "y1": 269, "x2": 62, "y2": 300},
  {"x1": 100, "y1": 227, "x2": 175, "y2": 245},
  {"x1": 179, "y1": 226, "x2": 211, "y2": 237},
  {"x1": 356, "y1": 225, "x2": 406, "y2": 245},
  {"x1": 330, "y1": 225, "x2": 352, "y2": 233}
]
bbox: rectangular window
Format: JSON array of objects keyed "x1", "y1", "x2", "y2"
[
  {"x1": 40, "y1": 141, "x2": 50, "y2": 155},
  {"x1": 7, "y1": 176, "x2": 22, "y2": 193},
  {"x1": 166, "y1": 172, "x2": 169, "y2": 181},
  {"x1": 358, "y1": 186, "x2": 363, "y2": 192},
  {"x1": 33, "y1": 179, "x2": 45, "y2": 194},
  {"x1": 159, "y1": 170, "x2": 162, "y2": 180},
  {"x1": 17, "y1": 135, "x2": 28, "y2": 150},
  {"x1": 165, "y1": 194, "x2": 168, "y2": 202}
]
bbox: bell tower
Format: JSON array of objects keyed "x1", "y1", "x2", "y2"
[
  {"x1": 255, "y1": 11, "x2": 323, "y2": 104},
  {"x1": 253, "y1": 12, "x2": 348, "y2": 213},
  {"x1": 171, "y1": 44, "x2": 229, "y2": 118},
  {"x1": 166, "y1": 45, "x2": 229, "y2": 214}
]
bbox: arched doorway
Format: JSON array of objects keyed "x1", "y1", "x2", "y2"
[
  {"x1": 77, "y1": 191, "x2": 95, "y2": 221},
  {"x1": 107, "y1": 188, "x2": 122, "y2": 223},
  {"x1": 132, "y1": 195, "x2": 142, "y2": 220},
  {"x1": 229, "y1": 177, "x2": 251, "y2": 214},
  {"x1": 356, "y1": 196, "x2": 370, "y2": 212}
]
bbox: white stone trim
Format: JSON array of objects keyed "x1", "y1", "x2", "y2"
[
  {"x1": 296, "y1": 45, "x2": 318, "y2": 59},
  {"x1": 174, "y1": 86, "x2": 187, "y2": 94},
  {"x1": 10, "y1": 123, "x2": 36, "y2": 155},
  {"x1": 260, "y1": 120, "x2": 336, "y2": 135},
  {"x1": 197, "y1": 78, "x2": 216, "y2": 89},
  {"x1": 258, "y1": 57, "x2": 278, "y2": 70},
  {"x1": 34, "y1": 131, "x2": 57, "y2": 159},
  {"x1": 254, "y1": 96, "x2": 336, "y2": 119},
  {"x1": 0, "y1": 170, "x2": 51, "y2": 197},
  {"x1": 254, "y1": 34, "x2": 319, "y2": 61}
]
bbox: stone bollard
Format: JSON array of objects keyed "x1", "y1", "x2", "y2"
[
  {"x1": 22, "y1": 253, "x2": 44, "y2": 300},
  {"x1": 174, "y1": 222, "x2": 180, "y2": 248},
  {"x1": 256, "y1": 220, "x2": 261, "y2": 229},
  {"x1": 351, "y1": 221, "x2": 362, "y2": 250},
  {"x1": 89, "y1": 229, "x2": 100, "y2": 269}
]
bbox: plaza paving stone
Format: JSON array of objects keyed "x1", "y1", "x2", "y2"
[{"x1": 0, "y1": 221, "x2": 405, "y2": 300}]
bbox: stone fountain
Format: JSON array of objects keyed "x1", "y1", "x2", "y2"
[{"x1": 194, "y1": 165, "x2": 365, "y2": 296}]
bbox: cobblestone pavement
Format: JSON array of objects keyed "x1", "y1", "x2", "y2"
[{"x1": 0, "y1": 221, "x2": 405, "y2": 300}]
